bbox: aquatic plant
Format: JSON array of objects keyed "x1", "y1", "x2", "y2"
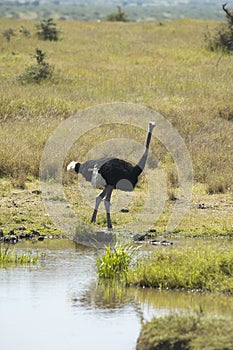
[
  {"x1": 0, "y1": 245, "x2": 38, "y2": 266},
  {"x1": 96, "y1": 244, "x2": 139, "y2": 280}
]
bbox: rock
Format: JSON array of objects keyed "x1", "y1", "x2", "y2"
[
  {"x1": 25, "y1": 233, "x2": 32, "y2": 240},
  {"x1": 196, "y1": 203, "x2": 207, "y2": 209},
  {"x1": 31, "y1": 229, "x2": 40, "y2": 236},
  {"x1": 18, "y1": 225, "x2": 27, "y2": 231},
  {"x1": 4, "y1": 234, "x2": 18, "y2": 244},
  {"x1": 160, "y1": 240, "x2": 173, "y2": 246},
  {"x1": 133, "y1": 233, "x2": 148, "y2": 242},
  {"x1": 149, "y1": 240, "x2": 160, "y2": 245},
  {"x1": 149, "y1": 240, "x2": 173, "y2": 246},
  {"x1": 32, "y1": 190, "x2": 42, "y2": 195},
  {"x1": 120, "y1": 208, "x2": 129, "y2": 213},
  {"x1": 148, "y1": 228, "x2": 156, "y2": 233},
  {"x1": 37, "y1": 236, "x2": 45, "y2": 241}
]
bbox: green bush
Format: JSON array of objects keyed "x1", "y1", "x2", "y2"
[
  {"x1": 205, "y1": 4, "x2": 233, "y2": 52},
  {"x1": 19, "y1": 26, "x2": 30, "y2": 37},
  {"x1": 2, "y1": 28, "x2": 15, "y2": 42},
  {"x1": 17, "y1": 48, "x2": 54, "y2": 84},
  {"x1": 106, "y1": 6, "x2": 128, "y2": 22},
  {"x1": 35, "y1": 18, "x2": 60, "y2": 41}
]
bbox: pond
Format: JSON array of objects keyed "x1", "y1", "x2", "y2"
[{"x1": 0, "y1": 240, "x2": 233, "y2": 350}]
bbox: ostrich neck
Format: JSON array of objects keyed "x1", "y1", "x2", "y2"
[{"x1": 133, "y1": 130, "x2": 153, "y2": 177}]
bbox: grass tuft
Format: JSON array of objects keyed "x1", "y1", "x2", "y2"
[
  {"x1": 0, "y1": 245, "x2": 38, "y2": 266},
  {"x1": 96, "y1": 244, "x2": 139, "y2": 280}
]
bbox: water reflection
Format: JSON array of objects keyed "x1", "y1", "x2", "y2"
[
  {"x1": 75, "y1": 281, "x2": 133, "y2": 310},
  {"x1": 0, "y1": 241, "x2": 233, "y2": 350},
  {"x1": 74, "y1": 279, "x2": 233, "y2": 320}
]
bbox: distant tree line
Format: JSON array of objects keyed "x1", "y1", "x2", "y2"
[{"x1": 0, "y1": 1, "x2": 40, "y2": 5}]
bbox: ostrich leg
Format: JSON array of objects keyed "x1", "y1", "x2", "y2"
[
  {"x1": 104, "y1": 185, "x2": 114, "y2": 229},
  {"x1": 91, "y1": 188, "x2": 107, "y2": 223}
]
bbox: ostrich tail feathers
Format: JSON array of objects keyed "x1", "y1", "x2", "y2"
[{"x1": 67, "y1": 161, "x2": 77, "y2": 171}]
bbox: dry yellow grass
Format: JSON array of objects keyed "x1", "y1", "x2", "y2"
[{"x1": 0, "y1": 18, "x2": 232, "y2": 234}]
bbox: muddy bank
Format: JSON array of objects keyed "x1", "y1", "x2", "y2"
[{"x1": 0, "y1": 227, "x2": 65, "y2": 244}]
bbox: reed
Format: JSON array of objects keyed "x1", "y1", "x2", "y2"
[
  {"x1": 0, "y1": 245, "x2": 38, "y2": 266},
  {"x1": 96, "y1": 244, "x2": 139, "y2": 279}
]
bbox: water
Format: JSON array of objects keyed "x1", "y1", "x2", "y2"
[{"x1": 0, "y1": 240, "x2": 233, "y2": 350}]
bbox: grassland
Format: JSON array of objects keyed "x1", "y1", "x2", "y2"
[{"x1": 0, "y1": 18, "x2": 232, "y2": 236}]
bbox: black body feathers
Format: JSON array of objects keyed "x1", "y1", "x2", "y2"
[{"x1": 77, "y1": 157, "x2": 139, "y2": 190}]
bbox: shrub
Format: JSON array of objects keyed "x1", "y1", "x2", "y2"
[
  {"x1": 35, "y1": 18, "x2": 60, "y2": 41},
  {"x1": 19, "y1": 26, "x2": 31, "y2": 37},
  {"x1": 2, "y1": 28, "x2": 15, "y2": 42},
  {"x1": 205, "y1": 4, "x2": 233, "y2": 52},
  {"x1": 106, "y1": 6, "x2": 129, "y2": 22},
  {"x1": 17, "y1": 48, "x2": 54, "y2": 84}
]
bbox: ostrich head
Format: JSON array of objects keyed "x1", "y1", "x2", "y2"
[{"x1": 149, "y1": 121, "x2": 155, "y2": 133}]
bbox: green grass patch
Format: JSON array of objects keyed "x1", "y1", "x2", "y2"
[
  {"x1": 0, "y1": 245, "x2": 38, "y2": 266},
  {"x1": 136, "y1": 312, "x2": 233, "y2": 350},
  {"x1": 127, "y1": 243, "x2": 233, "y2": 294}
]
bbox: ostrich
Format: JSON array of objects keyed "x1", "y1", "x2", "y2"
[{"x1": 67, "y1": 121, "x2": 155, "y2": 229}]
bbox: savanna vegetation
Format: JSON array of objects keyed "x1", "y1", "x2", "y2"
[
  {"x1": 0, "y1": 17, "x2": 232, "y2": 236},
  {"x1": 1, "y1": 15, "x2": 232, "y2": 349}
]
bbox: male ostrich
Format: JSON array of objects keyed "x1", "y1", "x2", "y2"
[{"x1": 67, "y1": 122, "x2": 155, "y2": 229}]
